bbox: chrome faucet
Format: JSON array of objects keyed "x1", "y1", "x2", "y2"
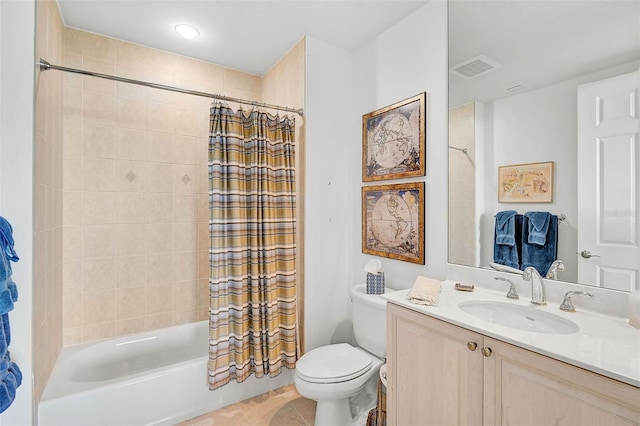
[
  {"x1": 560, "y1": 291, "x2": 595, "y2": 312},
  {"x1": 546, "y1": 260, "x2": 565, "y2": 280},
  {"x1": 522, "y1": 266, "x2": 546, "y2": 305},
  {"x1": 494, "y1": 277, "x2": 519, "y2": 300}
]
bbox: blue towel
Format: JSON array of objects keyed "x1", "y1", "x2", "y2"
[
  {"x1": 0, "y1": 244, "x2": 16, "y2": 315},
  {"x1": 521, "y1": 214, "x2": 558, "y2": 277},
  {"x1": 495, "y1": 210, "x2": 518, "y2": 246},
  {"x1": 525, "y1": 212, "x2": 551, "y2": 246},
  {"x1": 0, "y1": 218, "x2": 19, "y2": 263},
  {"x1": 0, "y1": 351, "x2": 21, "y2": 414},
  {"x1": 494, "y1": 212, "x2": 522, "y2": 269}
]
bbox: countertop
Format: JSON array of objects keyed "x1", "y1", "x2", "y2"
[{"x1": 383, "y1": 280, "x2": 640, "y2": 388}]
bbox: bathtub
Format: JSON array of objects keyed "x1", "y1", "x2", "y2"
[{"x1": 39, "y1": 321, "x2": 293, "y2": 425}]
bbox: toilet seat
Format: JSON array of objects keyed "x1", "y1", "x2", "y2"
[{"x1": 296, "y1": 343, "x2": 373, "y2": 384}]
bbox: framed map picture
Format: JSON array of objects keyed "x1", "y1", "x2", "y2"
[
  {"x1": 362, "y1": 93, "x2": 426, "y2": 182},
  {"x1": 362, "y1": 182, "x2": 425, "y2": 264},
  {"x1": 498, "y1": 161, "x2": 554, "y2": 203}
]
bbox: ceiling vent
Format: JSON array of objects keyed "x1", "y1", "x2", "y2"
[{"x1": 450, "y1": 55, "x2": 502, "y2": 79}]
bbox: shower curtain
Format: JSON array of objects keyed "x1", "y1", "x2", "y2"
[{"x1": 207, "y1": 104, "x2": 298, "y2": 390}]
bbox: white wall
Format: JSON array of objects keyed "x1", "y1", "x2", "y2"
[
  {"x1": 304, "y1": 36, "x2": 355, "y2": 351},
  {"x1": 0, "y1": 0, "x2": 35, "y2": 424},
  {"x1": 352, "y1": 1, "x2": 448, "y2": 290}
]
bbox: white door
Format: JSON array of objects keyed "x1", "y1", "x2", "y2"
[{"x1": 577, "y1": 71, "x2": 640, "y2": 291}]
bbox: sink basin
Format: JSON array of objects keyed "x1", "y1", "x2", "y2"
[{"x1": 458, "y1": 300, "x2": 579, "y2": 335}]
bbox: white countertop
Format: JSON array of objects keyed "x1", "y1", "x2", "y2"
[{"x1": 383, "y1": 280, "x2": 640, "y2": 388}]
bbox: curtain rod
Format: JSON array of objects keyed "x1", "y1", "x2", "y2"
[
  {"x1": 448, "y1": 145, "x2": 468, "y2": 154},
  {"x1": 38, "y1": 58, "x2": 304, "y2": 117}
]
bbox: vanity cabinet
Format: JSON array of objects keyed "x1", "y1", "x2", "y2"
[{"x1": 387, "y1": 303, "x2": 640, "y2": 426}]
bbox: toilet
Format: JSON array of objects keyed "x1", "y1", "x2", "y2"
[{"x1": 294, "y1": 284, "x2": 389, "y2": 426}]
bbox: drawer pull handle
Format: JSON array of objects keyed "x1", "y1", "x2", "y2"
[
  {"x1": 467, "y1": 342, "x2": 478, "y2": 351},
  {"x1": 481, "y1": 347, "x2": 492, "y2": 357}
]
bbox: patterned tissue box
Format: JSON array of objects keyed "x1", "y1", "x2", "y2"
[{"x1": 366, "y1": 272, "x2": 385, "y2": 294}]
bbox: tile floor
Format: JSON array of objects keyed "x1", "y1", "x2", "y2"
[{"x1": 178, "y1": 384, "x2": 316, "y2": 426}]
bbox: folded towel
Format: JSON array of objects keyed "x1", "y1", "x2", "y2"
[
  {"x1": 495, "y1": 210, "x2": 518, "y2": 246},
  {"x1": 407, "y1": 276, "x2": 441, "y2": 306},
  {"x1": 525, "y1": 212, "x2": 551, "y2": 246},
  {"x1": 0, "y1": 352, "x2": 21, "y2": 414},
  {"x1": 521, "y1": 214, "x2": 558, "y2": 276},
  {"x1": 0, "y1": 218, "x2": 18, "y2": 263},
  {"x1": 494, "y1": 213, "x2": 522, "y2": 269}
]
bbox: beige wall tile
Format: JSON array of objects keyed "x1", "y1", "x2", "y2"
[
  {"x1": 146, "y1": 48, "x2": 175, "y2": 75},
  {"x1": 63, "y1": 157, "x2": 83, "y2": 191},
  {"x1": 173, "y1": 106, "x2": 198, "y2": 137},
  {"x1": 145, "y1": 313, "x2": 172, "y2": 330},
  {"x1": 83, "y1": 57, "x2": 115, "y2": 94},
  {"x1": 82, "y1": 290, "x2": 115, "y2": 324},
  {"x1": 173, "y1": 280, "x2": 197, "y2": 311},
  {"x1": 115, "y1": 128, "x2": 146, "y2": 161},
  {"x1": 173, "y1": 164, "x2": 198, "y2": 194},
  {"x1": 83, "y1": 32, "x2": 115, "y2": 63},
  {"x1": 63, "y1": 120, "x2": 82, "y2": 158},
  {"x1": 146, "y1": 283, "x2": 173, "y2": 315},
  {"x1": 146, "y1": 101, "x2": 174, "y2": 134},
  {"x1": 114, "y1": 318, "x2": 146, "y2": 336},
  {"x1": 63, "y1": 85, "x2": 82, "y2": 123},
  {"x1": 116, "y1": 224, "x2": 147, "y2": 256},
  {"x1": 115, "y1": 255, "x2": 146, "y2": 288},
  {"x1": 173, "y1": 135, "x2": 198, "y2": 165},
  {"x1": 144, "y1": 192, "x2": 173, "y2": 223},
  {"x1": 63, "y1": 225, "x2": 82, "y2": 261},
  {"x1": 115, "y1": 96, "x2": 146, "y2": 130},
  {"x1": 83, "y1": 123, "x2": 115, "y2": 159},
  {"x1": 63, "y1": 260, "x2": 83, "y2": 294},
  {"x1": 83, "y1": 224, "x2": 116, "y2": 258},
  {"x1": 64, "y1": 28, "x2": 83, "y2": 55},
  {"x1": 145, "y1": 223, "x2": 174, "y2": 254},
  {"x1": 82, "y1": 191, "x2": 117, "y2": 224},
  {"x1": 172, "y1": 310, "x2": 197, "y2": 325},
  {"x1": 144, "y1": 162, "x2": 172, "y2": 192},
  {"x1": 83, "y1": 158, "x2": 115, "y2": 191},
  {"x1": 145, "y1": 131, "x2": 173, "y2": 163},
  {"x1": 115, "y1": 160, "x2": 145, "y2": 192},
  {"x1": 173, "y1": 222, "x2": 197, "y2": 252},
  {"x1": 82, "y1": 257, "x2": 116, "y2": 292},
  {"x1": 81, "y1": 322, "x2": 115, "y2": 342},
  {"x1": 63, "y1": 293, "x2": 83, "y2": 327},
  {"x1": 115, "y1": 287, "x2": 146, "y2": 320},
  {"x1": 63, "y1": 191, "x2": 82, "y2": 225},
  {"x1": 116, "y1": 192, "x2": 146, "y2": 223},
  {"x1": 115, "y1": 40, "x2": 146, "y2": 70},
  {"x1": 83, "y1": 90, "x2": 115, "y2": 127},
  {"x1": 146, "y1": 253, "x2": 173, "y2": 285},
  {"x1": 173, "y1": 251, "x2": 197, "y2": 281},
  {"x1": 175, "y1": 194, "x2": 198, "y2": 223}
]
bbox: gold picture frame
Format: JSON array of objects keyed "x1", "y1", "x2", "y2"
[
  {"x1": 498, "y1": 161, "x2": 554, "y2": 203},
  {"x1": 362, "y1": 93, "x2": 426, "y2": 182},
  {"x1": 362, "y1": 182, "x2": 425, "y2": 264}
]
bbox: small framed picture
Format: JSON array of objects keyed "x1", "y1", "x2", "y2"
[
  {"x1": 362, "y1": 93, "x2": 426, "y2": 182},
  {"x1": 498, "y1": 161, "x2": 554, "y2": 203},
  {"x1": 362, "y1": 182, "x2": 425, "y2": 264}
]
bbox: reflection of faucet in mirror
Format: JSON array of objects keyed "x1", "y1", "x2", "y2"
[
  {"x1": 546, "y1": 260, "x2": 565, "y2": 280},
  {"x1": 523, "y1": 267, "x2": 546, "y2": 306}
]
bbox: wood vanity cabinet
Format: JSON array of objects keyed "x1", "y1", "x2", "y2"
[{"x1": 387, "y1": 303, "x2": 640, "y2": 426}]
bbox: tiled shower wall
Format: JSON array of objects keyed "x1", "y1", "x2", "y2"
[
  {"x1": 448, "y1": 102, "x2": 477, "y2": 266},
  {"x1": 34, "y1": 0, "x2": 64, "y2": 401},
  {"x1": 61, "y1": 29, "x2": 263, "y2": 344}
]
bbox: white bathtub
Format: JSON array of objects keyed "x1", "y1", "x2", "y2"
[{"x1": 39, "y1": 321, "x2": 293, "y2": 425}]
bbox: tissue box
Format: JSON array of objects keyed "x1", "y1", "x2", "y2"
[{"x1": 366, "y1": 272, "x2": 385, "y2": 294}]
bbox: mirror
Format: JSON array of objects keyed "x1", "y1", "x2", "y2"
[{"x1": 448, "y1": 0, "x2": 640, "y2": 291}]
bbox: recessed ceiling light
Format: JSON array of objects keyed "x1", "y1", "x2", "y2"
[{"x1": 174, "y1": 24, "x2": 200, "y2": 40}]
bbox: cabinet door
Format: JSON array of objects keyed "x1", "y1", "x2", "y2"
[
  {"x1": 484, "y1": 337, "x2": 640, "y2": 425},
  {"x1": 387, "y1": 303, "x2": 483, "y2": 426}
]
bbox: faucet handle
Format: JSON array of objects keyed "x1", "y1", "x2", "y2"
[
  {"x1": 560, "y1": 291, "x2": 595, "y2": 312},
  {"x1": 494, "y1": 277, "x2": 519, "y2": 300}
]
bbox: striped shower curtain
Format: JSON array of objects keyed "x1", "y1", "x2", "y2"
[{"x1": 207, "y1": 104, "x2": 298, "y2": 390}]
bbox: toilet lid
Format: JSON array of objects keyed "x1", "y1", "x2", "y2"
[{"x1": 296, "y1": 343, "x2": 373, "y2": 384}]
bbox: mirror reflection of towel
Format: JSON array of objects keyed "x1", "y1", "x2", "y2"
[
  {"x1": 521, "y1": 215, "x2": 558, "y2": 276},
  {"x1": 525, "y1": 212, "x2": 551, "y2": 246},
  {"x1": 493, "y1": 212, "x2": 521, "y2": 269}
]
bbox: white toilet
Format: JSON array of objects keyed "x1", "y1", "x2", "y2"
[{"x1": 294, "y1": 284, "x2": 389, "y2": 426}]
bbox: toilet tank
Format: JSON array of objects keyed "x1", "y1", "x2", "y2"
[{"x1": 351, "y1": 284, "x2": 388, "y2": 358}]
